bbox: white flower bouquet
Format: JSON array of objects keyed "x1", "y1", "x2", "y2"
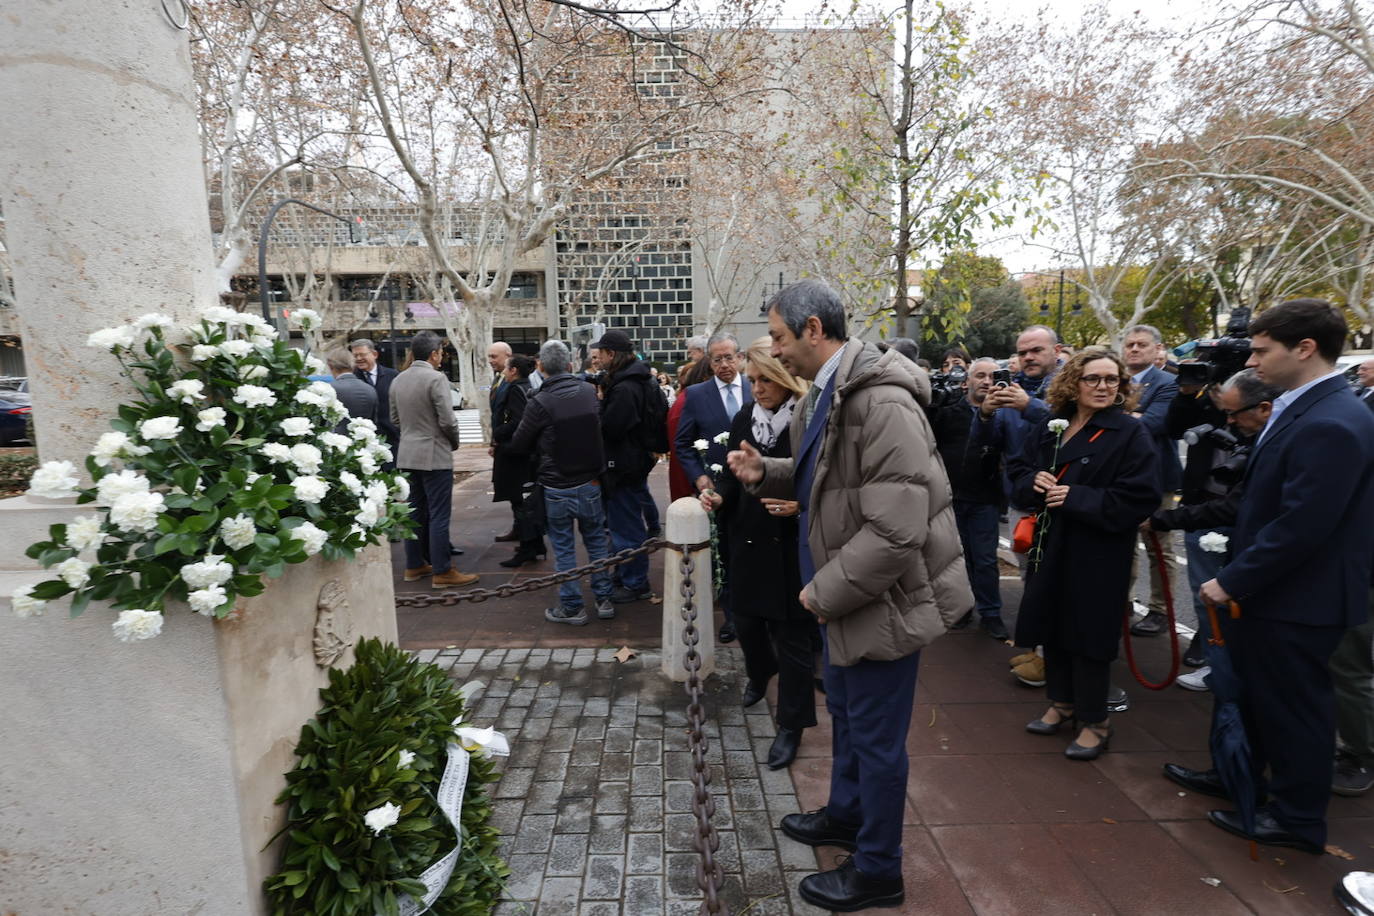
[{"x1": 18, "y1": 308, "x2": 414, "y2": 638}]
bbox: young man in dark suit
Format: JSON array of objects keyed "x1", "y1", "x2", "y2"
[
  {"x1": 1201, "y1": 299, "x2": 1374, "y2": 854},
  {"x1": 350, "y1": 338, "x2": 400, "y2": 467}
]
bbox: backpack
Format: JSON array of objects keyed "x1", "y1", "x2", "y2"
[{"x1": 639, "y1": 378, "x2": 670, "y2": 454}]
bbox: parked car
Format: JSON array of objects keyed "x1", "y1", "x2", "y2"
[{"x1": 0, "y1": 391, "x2": 32, "y2": 445}]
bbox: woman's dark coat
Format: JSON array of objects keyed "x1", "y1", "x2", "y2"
[
  {"x1": 713, "y1": 407, "x2": 811, "y2": 623},
  {"x1": 1007, "y1": 406, "x2": 1162, "y2": 660},
  {"x1": 491, "y1": 378, "x2": 534, "y2": 503}
]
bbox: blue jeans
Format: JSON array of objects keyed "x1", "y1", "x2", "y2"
[
  {"x1": 403, "y1": 468, "x2": 452, "y2": 575},
  {"x1": 1183, "y1": 527, "x2": 1237, "y2": 697},
  {"x1": 954, "y1": 500, "x2": 1002, "y2": 619},
  {"x1": 544, "y1": 482, "x2": 613, "y2": 611},
  {"x1": 605, "y1": 479, "x2": 651, "y2": 592}
]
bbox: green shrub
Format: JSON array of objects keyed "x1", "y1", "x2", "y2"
[
  {"x1": 265, "y1": 639, "x2": 507, "y2": 915},
  {"x1": 0, "y1": 450, "x2": 37, "y2": 497}
]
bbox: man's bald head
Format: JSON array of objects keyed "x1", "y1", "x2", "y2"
[{"x1": 487, "y1": 341, "x2": 512, "y2": 373}]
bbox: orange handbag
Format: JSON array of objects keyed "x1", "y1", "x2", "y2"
[{"x1": 1012, "y1": 513, "x2": 1037, "y2": 553}]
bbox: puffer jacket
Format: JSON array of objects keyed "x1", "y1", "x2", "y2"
[{"x1": 752, "y1": 339, "x2": 972, "y2": 666}]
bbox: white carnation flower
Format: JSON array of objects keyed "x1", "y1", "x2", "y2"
[
  {"x1": 132, "y1": 313, "x2": 174, "y2": 331},
  {"x1": 356, "y1": 451, "x2": 378, "y2": 476},
  {"x1": 289, "y1": 521, "x2": 328, "y2": 556},
  {"x1": 393, "y1": 476, "x2": 410, "y2": 501},
  {"x1": 304, "y1": 355, "x2": 328, "y2": 375},
  {"x1": 181, "y1": 554, "x2": 233, "y2": 589},
  {"x1": 260, "y1": 442, "x2": 292, "y2": 463},
  {"x1": 363, "y1": 801, "x2": 401, "y2": 835},
  {"x1": 87, "y1": 326, "x2": 137, "y2": 352},
  {"x1": 338, "y1": 471, "x2": 364, "y2": 495},
  {"x1": 240, "y1": 312, "x2": 270, "y2": 330},
  {"x1": 138, "y1": 415, "x2": 182, "y2": 440},
  {"x1": 250, "y1": 326, "x2": 278, "y2": 343},
  {"x1": 1047, "y1": 418, "x2": 1070, "y2": 434},
  {"x1": 233, "y1": 384, "x2": 277, "y2": 409},
  {"x1": 280, "y1": 416, "x2": 313, "y2": 437},
  {"x1": 111, "y1": 608, "x2": 163, "y2": 642},
  {"x1": 397, "y1": 750, "x2": 416, "y2": 768},
  {"x1": 187, "y1": 584, "x2": 229, "y2": 616},
  {"x1": 239, "y1": 364, "x2": 270, "y2": 381},
  {"x1": 308, "y1": 380, "x2": 339, "y2": 402},
  {"x1": 368, "y1": 441, "x2": 393, "y2": 464},
  {"x1": 356, "y1": 498, "x2": 381, "y2": 528},
  {"x1": 693, "y1": 438, "x2": 709, "y2": 451},
  {"x1": 190, "y1": 344, "x2": 219, "y2": 362},
  {"x1": 320, "y1": 432, "x2": 352, "y2": 452},
  {"x1": 56, "y1": 556, "x2": 92, "y2": 589},
  {"x1": 91, "y1": 431, "x2": 149, "y2": 467},
  {"x1": 66, "y1": 515, "x2": 106, "y2": 552},
  {"x1": 294, "y1": 389, "x2": 326, "y2": 408},
  {"x1": 10, "y1": 584, "x2": 47, "y2": 618},
  {"x1": 195, "y1": 407, "x2": 227, "y2": 432},
  {"x1": 291, "y1": 475, "x2": 330, "y2": 504},
  {"x1": 348, "y1": 417, "x2": 378, "y2": 439},
  {"x1": 713, "y1": 431, "x2": 731, "y2": 445},
  {"x1": 709, "y1": 463, "x2": 723, "y2": 474},
  {"x1": 1199, "y1": 531, "x2": 1230, "y2": 554},
  {"x1": 289, "y1": 308, "x2": 322, "y2": 330},
  {"x1": 327, "y1": 401, "x2": 349, "y2": 422},
  {"x1": 29, "y1": 460, "x2": 81, "y2": 499},
  {"x1": 219, "y1": 339, "x2": 254, "y2": 359},
  {"x1": 290, "y1": 443, "x2": 323, "y2": 475},
  {"x1": 220, "y1": 514, "x2": 257, "y2": 550},
  {"x1": 95, "y1": 469, "x2": 150, "y2": 504},
  {"x1": 108, "y1": 490, "x2": 165, "y2": 533},
  {"x1": 199, "y1": 305, "x2": 242, "y2": 325},
  {"x1": 167, "y1": 379, "x2": 206, "y2": 404}
]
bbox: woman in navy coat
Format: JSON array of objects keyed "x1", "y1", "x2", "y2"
[{"x1": 1008, "y1": 348, "x2": 1161, "y2": 760}]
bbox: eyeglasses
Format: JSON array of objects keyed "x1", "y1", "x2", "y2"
[
  {"x1": 709, "y1": 354, "x2": 738, "y2": 364},
  {"x1": 1080, "y1": 375, "x2": 1121, "y2": 388},
  {"x1": 1221, "y1": 402, "x2": 1263, "y2": 418}
]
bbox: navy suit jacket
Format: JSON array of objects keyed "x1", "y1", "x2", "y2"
[
  {"x1": 1217, "y1": 375, "x2": 1374, "y2": 627},
  {"x1": 355, "y1": 365, "x2": 400, "y2": 445},
  {"x1": 1133, "y1": 364, "x2": 1182, "y2": 492},
  {"x1": 673, "y1": 377, "x2": 753, "y2": 487}
]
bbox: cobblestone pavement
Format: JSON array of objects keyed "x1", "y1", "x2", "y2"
[{"x1": 417, "y1": 645, "x2": 827, "y2": 916}]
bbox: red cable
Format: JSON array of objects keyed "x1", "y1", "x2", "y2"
[{"x1": 1121, "y1": 529, "x2": 1181, "y2": 690}]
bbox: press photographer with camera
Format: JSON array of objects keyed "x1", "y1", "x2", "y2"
[{"x1": 926, "y1": 357, "x2": 1014, "y2": 640}]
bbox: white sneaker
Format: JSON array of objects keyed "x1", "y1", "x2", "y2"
[{"x1": 1177, "y1": 667, "x2": 1211, "y2": 692}]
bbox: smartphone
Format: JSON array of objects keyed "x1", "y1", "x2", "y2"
[{"x1": 992, "y1": 369, "x2": 1012, "y2": 388}]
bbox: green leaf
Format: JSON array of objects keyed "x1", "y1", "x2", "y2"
[
  {"x1": 29, "y1": 580, "x2": 71, "y2": 600},
  {"x1": 69, "y1": 588, "x2": 91, "y2": 618}
]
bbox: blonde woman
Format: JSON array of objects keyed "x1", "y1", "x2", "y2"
[{"x1": 701, "y1": 337, "x2": 816, "y2": 769}]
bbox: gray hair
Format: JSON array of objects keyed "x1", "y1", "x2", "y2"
[
  {"x1": 538, "y1": 339, "x2": 572, "y2": 376},
  {"x1": 324, "y1": 347, "x2": 354, "y2": 373},
  {"x1": 1125, "y1": 324, "x2": 1163, "y2": 345},
  {"x1": 707, "y1": 331, "x2": 739, "y2": 353},
  {"x1": 767, "y1": 279, "x2": 846, "y2": 341},
  {"x1": 970, "y1": 356, "x2": 999, "y2": 369},
  {"x1": 1221, "y1": 368, "x2": 1282, "y2": 405},
  {"x1": 348, "y1": 338, "x2": 378, "y2": 353},
  {"x1": 685, "y1": 335, "x2": 708, "y2": 353},
  {"x1": 1019, "y1": 324, "x2": 1059, "y2": 346}
]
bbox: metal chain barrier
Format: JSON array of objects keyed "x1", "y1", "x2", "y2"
[
  {"x1": 394, "y1": 539, "x2": 666, "y2": 607},
  {"x1": 675, "y1": 542, "x2": 728, "y2": 915}
]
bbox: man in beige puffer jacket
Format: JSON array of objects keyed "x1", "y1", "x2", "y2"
[{"x1": 730, "y1": 279, "x2": 972, "y2": 913}]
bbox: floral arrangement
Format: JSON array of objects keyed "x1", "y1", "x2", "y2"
[
  {"x1": 14, "y1": 307, "x2": 412, "y2": 638},
  {"x1": 693, "y1": 431, "x2": 731, "y2": 593},
  {"x1": 1028, "y1": 418, "x2": 1071, "y2": 572},
  {"x1": 265, "y1": 638, "x2": 507, "y2": 916}
]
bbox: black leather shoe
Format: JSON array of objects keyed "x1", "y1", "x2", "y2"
[
  {"x1": 1130, "y1": 611, "x2": 1167, "y2": 636},
  {"x1": 780, "y1": 808, "x2": 860, "y2": 851},
  {"x1": 1208, "y1": 808, "x2": 1324, "y2": 855},
  {"x1": 1182, "y1": 634, "x2": 1207, "y2": 668},
  {"x1": 798, "y1": 858, "x2": 904, "y2": 912},
  {"x1": 767, "y1": 728, "x2": 802, "y2": 770},
  {"x1": 718, "y1": 623, "x2": 736, "y2": 644},
  {"x1": 980, "y1": 615, "x2": 1010, "y2": 641},
  {"x1": 449, "y1": 544, "x2": 465, "y2": 555},
  {"x1": 949, "y1": 610, "x2": 974, "y2": 630},
  {"x1": 494, "y1": 529, "x2": 518, "y2": 543},
  {"x1": 1163, "y1": 763, "x2": 1229, "y2": 799},
  {"x1": 499, "y1": 551, "x2": 545, "y2": 568},
  {"x1": 743, "y1": 681, "x2": 767, "y2": 708}
]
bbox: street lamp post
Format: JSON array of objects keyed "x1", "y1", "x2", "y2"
[
  {"x1": 384, "y1": 284, "x2": 399, "y2": 370},
  {"x1": 256, "y1": 198, "x2": 360, "y2": 323}
]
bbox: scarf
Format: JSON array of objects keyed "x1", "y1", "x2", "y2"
[{"x1": 750, "y1": 395, "x2": 796, "y2": 452}]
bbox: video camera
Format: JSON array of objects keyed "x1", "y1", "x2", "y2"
[
  {"x1": 929, "y1": 364, "x2": 968, "y2": 393},
  {"x1": 1177, "y1": 307, "x2": 1253, "y2": 389},
  {"x1": 1182, "y1": 422, "x2": 1250, "y2": 488}
]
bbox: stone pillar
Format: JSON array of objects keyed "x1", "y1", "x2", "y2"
[
  {"x1": 0, "y1": 4, "x2": 399, "y2": 912},
  {"x1": 662, "y1": 496, "x2": 716, "y2": 682}
]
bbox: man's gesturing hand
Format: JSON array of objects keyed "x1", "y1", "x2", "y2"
[{"x1": 727, "y1": 440, "x2": 764, "y2": 484}]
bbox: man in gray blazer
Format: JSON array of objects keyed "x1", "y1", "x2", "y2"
[
  {"x1": 391, "y1": 331, "x2": 478, "y2": 589},
  {"x1": 326, "y1": 348, "x2": 377, "y2": 432}
]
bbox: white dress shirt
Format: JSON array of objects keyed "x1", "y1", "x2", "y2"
[{"x1": 1256, "y1": 368, "x2": 1347, "y2": 446}]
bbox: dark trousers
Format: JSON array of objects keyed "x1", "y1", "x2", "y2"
[
  {"x1": 822, "y1": 631, "x2": 920, "y2": 879},
  {"x1": 605, "y1": 478, "x2": 651, "y2": 591},
  {"x1": 954, "y1": 500, "x2": 1002, "y2": 618},
  {"x1": 403, "y1": 468, "x2": 453, "y2": 575},
  {"x1": 638, "y1": 482, "x2": 661, "y2": 533},
  {"x1": 1043, "y1": 643, "x2": 1110, "y2": 724},
  {"x1": 510, "y1": 489, "x2": 545, "y2": 554},
  {"x1": 1231, "y1": 617, "x2": 1345, "y2": 847},
  {"x1": 1332, "y1": 616, "x2": 1374, "y2": 765},
  {"x1": 735, "y1": 615, "x2": 819, "y2": 732}
]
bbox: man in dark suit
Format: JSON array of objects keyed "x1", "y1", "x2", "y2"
[
  {"x1": 487, "y1": 341, "x2": 517, "y2": 541},
  {"x1": 1121, "y1": 324, "x2": 1183, "y2": 637},
  {"x1": 1357, "y1": 357, "x2": 1374, "y2": 412},
  {"x1": 350, "y1": 338, "x2": 400, "y2": 468},
  {"x1": 326, "y1": 347, "x2": 377, "y2": 431},
  {"x1": 1201, "y1": 299, "x2": 1374, "y2": 854},
  {"x1": 673, "y1": 331, "x2": 752, "y2": 642}
]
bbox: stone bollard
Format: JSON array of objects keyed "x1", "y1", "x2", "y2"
[{"x1": 661, "y1": 497, "x2": 716, "y2": 682}]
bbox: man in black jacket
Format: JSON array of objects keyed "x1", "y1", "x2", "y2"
[
  {"x1": 928, "y1": 357, "x2": 1010, "y2": 640},
  {"x1": 510, "y1": 340, "x2": 614, "y2": 626}
]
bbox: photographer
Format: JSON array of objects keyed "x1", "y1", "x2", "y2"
[{"x1": 927, "y1": 358, "x2": 1011, "y2": 640}]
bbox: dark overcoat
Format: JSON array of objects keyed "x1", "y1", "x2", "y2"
[
  {"x1": 712, "y1": 407, "x2": 810, "y2": 623},
  {"x1": 491, "y1": 378, "x2": 534, "y2": 503},
  {"x1": 1008, "y1": 407, "x2": 1161, "y2": 660}
]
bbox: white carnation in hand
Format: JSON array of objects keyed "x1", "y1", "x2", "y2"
[
  {"x1": 87, "y1": 326, "x2": 137, "y2": 352},
  {"x1": 280, "y1": 416, "x2": 313, "y2": 437},
  {"x1": 187, "y1": 584, "x2": 229, "y2": 616},
  {"x1": 10, "y1": 584, "x2": 47, "y2": 618},
  {"x1": 713, "y1": 431, "x2": 731, "y2": 445},
  {"x1": 195, "y1": 407, "x2": 227, "y2": 432},
  {"x1": 29, "y1": 460, "x2": 82, "y2": 499},
  {"x1": 233, "y1": 384, "x2": 277, "y2": 408},
  {"x1": 111, "y1": 609, "x2": 163, "y2": 642},
  {"x1": 693, "y1": 438, "x2": 709, "y2": 451},
  {"x1": 709, "y1": 463, "x2": 723, "y2": 474},
  {"x1": 56, "y1": 556, "x2": 92, "y2": 589},
  {"x1": 1199, "y1": 531, "x2": 1229, "y2": 554},
  {"x1": 289, "y1": 521, "x2": 328, "y2": 556},
  {"x1": 1047, "y1": 419, "x2": 1070, "y2": 434},
  {"x1": 291, "y1": 475, "x2": 330, "y2": 504},
  {"x1": 363, "y1": 801, "x2": 401, "y2": 835},
  {"x1": 191, "y1": 344, "x2": 219, "y2": 362},
  {"x1": 290, "y1": 443, "x2": 324, "y2": 475},
  {"x1": 167, "y1": 379, "x2": 206, "y2": 404},
  {"x1": 220, "y1": 514, "x2": 257, "y2": 550},
  {"x1": 108, "y1": 490, "x2": 165, "y2": 533},
  {"x1": 66, "y1": 515, "x2": 107, "y2": 552},
  {"x1": 138, "y1": 415, "x2": 182, "y2": 440},
  {"x1": 181, "y1": 554, "x2": 233, "y2": 589},
  {"x1": 95, "y1": 469, "x2": 150, "y2": 504}
]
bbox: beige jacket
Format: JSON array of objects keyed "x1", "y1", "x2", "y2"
[
  {"x1": 389, "y1": 361, "x2": 459, "y2": 470},
  {"x1": 752, "y1": 339, "x2": 972, "y2": 665}
]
